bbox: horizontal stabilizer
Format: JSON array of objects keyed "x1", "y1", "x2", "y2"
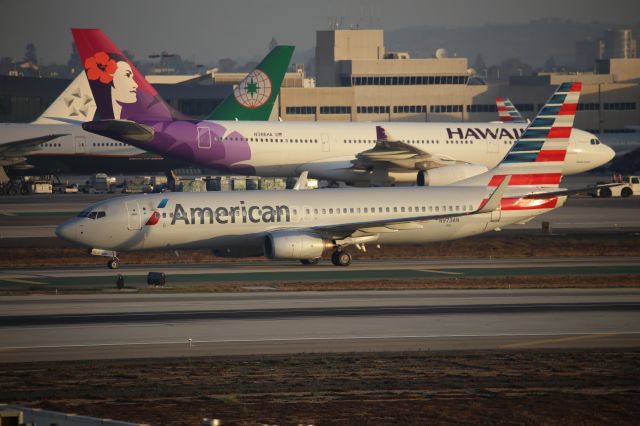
[
  {"x1": 82, "y1": 120, "x2": 155, "y2": 143},
  {"x1": 477, "y1": 175, "x2": 511, "y2": 213}
]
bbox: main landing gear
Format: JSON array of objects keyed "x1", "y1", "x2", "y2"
[{"x1": 331, "y1": 250, "x2": 351, "y2": 267}]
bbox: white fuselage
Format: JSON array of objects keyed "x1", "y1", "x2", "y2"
[
  {"x1": 0, "y1": 120, "x2": 613, "y2": 179},
  {"x1": 56, "y1": 188, "x2": 565, "y2": 256}
]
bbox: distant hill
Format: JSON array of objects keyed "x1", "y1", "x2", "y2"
[{"x1": 385, "y1": 19, "x2": 640, "y2": 67}]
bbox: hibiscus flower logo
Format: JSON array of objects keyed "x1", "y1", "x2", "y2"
[{"x1": 84, "y1": 51, "x2": 117, "y2": 84}]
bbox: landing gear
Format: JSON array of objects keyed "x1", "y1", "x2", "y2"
[
  {"x1": 331, "y1": 250, "x2": 351, "y2": 267},
  {"x1": 107, "y1": 258, "x2": 120, "y2": 269},
  {"x1": 300, "y1": 258, "x2": 320, "y2": 265}
]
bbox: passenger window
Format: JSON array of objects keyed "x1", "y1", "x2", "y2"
[
  {"x1": 329, "y1": 208, "x2": 334, "y2": 214},
  {"x1": 401, "y1": 207, "x2": 405, "y2": 212},
  {"x1": 322, "y1": 209, "x2": 326, "y2": 214}
]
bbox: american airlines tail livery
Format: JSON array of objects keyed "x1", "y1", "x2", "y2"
[
  {"x1": 496, "y1": 97, "x2": 526, "y2": 123},
  {"x1": 58, "y1": 82, "x2": 585, "y2": 268},
  {"x1": 72, "y1": 28, "x2": 614, "y2": 186}
]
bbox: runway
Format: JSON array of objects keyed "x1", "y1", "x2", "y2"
[
  {"x1": 1, "y1": 256, "x2": 639, "y2": 290},
  {"x1": 0, "y1": 288, "x2": 639, "y2": 362}
]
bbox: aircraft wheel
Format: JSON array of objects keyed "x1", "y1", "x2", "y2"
[
  {"x1": 300, "y1": 258, "x2": 320, "y2": 265},
  {"x1": 107, "y1": 258, "x2": 120, "y2": 269},
  {"x1": 331, "y1": 251, "x2": 351, "y2": 267}
]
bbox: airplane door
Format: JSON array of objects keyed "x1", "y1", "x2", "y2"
[
  {"x1": 197, "y1": 127, "x2": 211, "y2": 149},
  {"x1": 490, "y1": 206, "x2": 501, "y2": 222},
  {"x1": 125, "y1": 201, "x2": 142, "y2": 230},
  {"x1": 487, "y1": 137, "x2": 499, "y2": 154},
  {"x1": 75, "y1": 136, "x2": 86, "y2": 153},
  {"x1": 321, "y1": 133, "x2": 330, "y2": 152}
]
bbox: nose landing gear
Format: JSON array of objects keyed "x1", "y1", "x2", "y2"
[
  {"x1": 107, "y1": 257, "x2": 120, "y2": 269},
  {"x1": 90, "y1": 249, "x2": 120, "y2": 269}
]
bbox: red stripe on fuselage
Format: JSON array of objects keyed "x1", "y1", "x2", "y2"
[
  {"x1": 488, "y1": 173, "x2": 562, "y2": 186},
  {"x1": 535, "y1": 150, "x2": 567, "y2": 162},
  {"x1": 479, "y1": 197, "x2": 559, "y2": 211}
]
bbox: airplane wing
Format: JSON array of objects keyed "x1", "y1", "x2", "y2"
[
  {"x1": 351, "y1": 125, "x2": 457, "y2": 172},
  {"x1": 307, "y1": 176, "x2": 510, "y2": 241},
  {"x1": 0, "y1": 134, "x2": 68, "y2": 168}
]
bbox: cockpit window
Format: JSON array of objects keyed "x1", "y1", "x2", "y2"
[
  {"x1": 78, "y1": 210, "x2": 106, "y2": 219},
  {"x1": 590, "y1": 138, "x2": 601, "y2": 145}
]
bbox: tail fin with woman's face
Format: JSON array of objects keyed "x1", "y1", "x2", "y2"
[
  {"x1": 71, "y1": 28, "x2": 185, "y2": 122},
  {"x1": 73, "y1": 28, "x2": 294, "y2": 123}
]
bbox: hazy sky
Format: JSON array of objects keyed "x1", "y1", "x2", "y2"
[{"x1": 0, "y1": 0, "x2": 637, "y2": 65}]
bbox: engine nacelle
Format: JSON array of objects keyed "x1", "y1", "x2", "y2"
[
  {"x1": 264, "y1": 231, "x2": 332, "y2": 260},
  {"x1": 417, "y1": 164, "x2": 488, "y2": 186}
]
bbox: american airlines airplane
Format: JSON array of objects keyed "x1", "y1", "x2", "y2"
[
  {"x1": 73, "y1": 29, "x2": 614, "y2": 187},
  {"x1": 496, "y1": 97, "x2": 526, "y2": 123},
  {"x1": 0, "y1": 45, "x2": 294, "y2": 179},
  {"x1": 57, "y1": 82, "x2": 586, "y2": 268}
]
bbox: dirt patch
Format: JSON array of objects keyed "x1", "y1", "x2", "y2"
[
  {"x1": 1, "y1": 231, "x2": 639, "y2": 268},
  {"x1": 2, "y1": 350, "x2": 639, "y2": 425}
]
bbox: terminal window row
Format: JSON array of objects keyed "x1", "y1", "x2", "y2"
[
  {"x1": 578, "y1": 103, "x2": 599, "y2": 111},
  {"x1": 603, "y1": 102, "x2": 637, "y2": 110},
  {"x1": 357, "y1": 105, "x2": 390, "y2": 114},
  {"x1": 393, "y1": 105, "x2": 427, "y2": 113},
  {"x1": 466, "y1": 104, "x2": 498, "y2": 113},
  {"x1": 430, "y1": 104, "x2": 463, "y2": 113},
  {"x1": 286, "y1": 106, "x2": 316, "y2": 115},
  {"x1": 319, "y1": 106, "x2": 352, "y2": 114},
  {"x1": 347, "y1": 75, "x2": 469, "y2": 86}
]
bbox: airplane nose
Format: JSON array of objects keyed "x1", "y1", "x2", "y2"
[
  {"x1": 55, "y1": 220, "x2": 78, "y2": 243},
  {"x1": 602, "y1": 143, "x2": 615, "y2": 164}
]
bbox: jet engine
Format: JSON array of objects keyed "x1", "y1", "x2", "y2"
[
  {"x1": 264, "y1": 231, "x2": 333, "y2": 260},
  {"x1": 417, "y1": 164, "x2": 488, "y2": 186}
]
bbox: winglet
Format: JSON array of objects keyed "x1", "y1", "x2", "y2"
[
  {"x1": 293, "y1": 171, "x2": 309, "y2": 190},
  {"x1": 477, "y1": 175, "x2": 511, "y2": 213},
  {"x1": 376, "y1": 125, "x2": 389, "y2": 141}
]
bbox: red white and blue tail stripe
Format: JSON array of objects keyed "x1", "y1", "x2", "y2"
[
  {"x1": 456, "y1": 82, "x2": 581, "y2": 189},
  {"x1": 496, "y1": 97, "x2": 525, "y2": 123}
]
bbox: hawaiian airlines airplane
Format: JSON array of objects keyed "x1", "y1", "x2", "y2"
[
  {"x1": 73, "y1": 29, "x2": 614, "y2": 187},
  {"x1": 0, "y1": 45, "x2": 294, "y2": 179},
  {"x1": 58, "y1": 82, "x2": 586, "y2": 268}
]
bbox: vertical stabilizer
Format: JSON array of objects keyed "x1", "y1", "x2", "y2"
[
  {"x1": 32, "y1": 72, "x2": 96, "y2": 124},
  {"x1": 496, "y1": 97, "x2": 526, "y2": 123},
  {"x1": 71, "y1": 28, "x2": 186, "y2": 122},
  {"x1": 207, "y1": 45, "x2": 294, "y2": 121},
  {"x1": 458, "y1": 82, "x2": 582, "y2": 188}
]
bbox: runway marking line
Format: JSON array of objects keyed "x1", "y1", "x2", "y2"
[
  {"x1": 2, "y1": 332, "x2": 639, "y2": 351},
  {"x1": 499, "y1": 333, "x2": 616, "y2": 349},
  {"x1": 0, "y1": 278, "x2": 46, "y2": 285},
  {"x1": 416, "y1": 269, "x2": 464, "y2": 275}
]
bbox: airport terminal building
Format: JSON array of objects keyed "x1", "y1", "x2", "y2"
[{"x1": 1, "y1": 29, "x2": 639, "y2": 135}]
